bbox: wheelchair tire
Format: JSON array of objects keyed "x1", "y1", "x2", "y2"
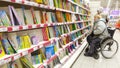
[
  {"x1": 85, "y1": 46, "x2": 89, "y2": 53},
  {"x1": 101, "y1": 39, "x2": 118, "y2": 59},
  {"x1": 93, "y1": 53, "x2": 99, "y2": 59}
]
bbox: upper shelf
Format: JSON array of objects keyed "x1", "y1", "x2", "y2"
[{"x1": 0, "y1": 0, "x2": 90, "y2": 12}]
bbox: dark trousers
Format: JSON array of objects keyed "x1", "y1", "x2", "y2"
[{"x1": 87, "y1": 34, "x2": 101, "y2": 55}]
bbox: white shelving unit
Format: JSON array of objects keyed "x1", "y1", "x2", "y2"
[{"x1": 0, "y1": 0, "x2": 91, "y2": 68}]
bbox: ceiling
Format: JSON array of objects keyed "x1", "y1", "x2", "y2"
[{"x1": 90, "y1": 0, "x2": 120, "y2": 10}]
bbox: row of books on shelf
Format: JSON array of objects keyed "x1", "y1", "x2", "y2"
[
  {"x1": 16, "y1": 0, "x2": 88, "y2": 12},
  {"x1": 0, "y1": 27, "x2": 90, "y2": 68},
  {"x1": 0, "y1": 5, "x2": 89, "y2": 27},
  {"x1": 0, "y1": 21, "x2": 90, "y2": 57}
]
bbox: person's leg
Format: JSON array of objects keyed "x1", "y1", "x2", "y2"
[
  {"x1": 87, "y1": 35, "x2": 93, "y2": 45},
  {"x1": 85, "y1": 37, "x2": 101, "y2": 56}
]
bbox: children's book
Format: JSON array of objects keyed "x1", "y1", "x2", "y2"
[
  {"x1": 9, "y1": 59, "x2": 23, "y2": 68},
  {"x1": 9, "y1": 6, "x2": 22, "y2": 26},
  {"x1": 30, "y1": 7, "x2": 38, "y2": 24},
  {"x1": 53, "y1": 0, "x2": 58, "y2": 8},
  {"x1": 0, "y1": 33, "x2": 5, "y2": 58},
  {"x1": 0, "y1": 10, "x2": 11, "y2": 26},
  {"x1": 20, "y1": 56, "x2": 34, "y2": 68},
  {"x1": 34, "y1": 10, "x2": 41, "y2": 24}
]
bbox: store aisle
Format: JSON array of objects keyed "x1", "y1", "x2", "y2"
[{"x1": 71, "y1": 30, "x2": 120, "y2": 68}]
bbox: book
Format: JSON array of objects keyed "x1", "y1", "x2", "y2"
[
  {"x1": 48, "y1": 27, "x2": 54, "y2": 38},
  {"x1": 31, "y1": 49, "x2": 43, "y2": 64},
  {"x1": 0, "y1": 33, "x2": 5, "y2": 58},
  {"x1": 9, "y1": 6, "x2": 22, "y2": 26},
  {"x1": 34, "y1": 10, "x2": 41, "y2": 24},
  {"x1": 47, "y1": 12, "x2": 52, "y2": 23},
  {"x1": 16, "y1": 35, "x2": 31, "y2": 49},
  {"x1": 35, "y1": 0, "x2": 43, "y2": 4},
  {"x1": 40, "y1": 11, "x2": 46, "y2": 24},
  {"x1": 0, "y1": 10, "x2": 11, "y2": 26},
  {"x1": 45, "y1": 45, "x2": 55, "y2": 59},
  {"x1": 0, "y1": 40, "x2": 5, "y2": 58},
  {"x1": 66, "y1": 13, "x2": 71, "y2": 22},
  {"x1": 2, "y1": 38, "x2": 16, "y2": 55},
  {"x1": 30, "y1": 7, "x2": 39, "y2": 24},
  {"x1": 49, "y1": 0, "x2": 54, "y2": 7},
  {"x1": 16, "y1": 7, "x2": 25, "y2": 25},
  {"x1": 56, "y1": 11, "x2": 63, "y2": 22},
  {"x1": 51, "y1": 12, "x2": 57, "y2": 23},
  {"x1": 41, "y1": 27, "x2": 49, "y2": 41},
  {"x1": 20, "y1": 56, "x2": 34, "y2": 68},
  {"x1": 0, "y1": 64, "x2": 8, "y2": 68},
  {"x1": 53, "y1": 0, "x2": 58, "y2": 8},
  {"x1": 9, "y1": 59, "x2": 23, "y2": 68},
  {"x1": 7, "y1": 33, "x2": 19, "y2": 51},
  {"x1": 43, "y1": 0, "x2": 49, "y2": 5},
  {"x1": 24, "y1": 9, "x2": 34, "y2": 25}
]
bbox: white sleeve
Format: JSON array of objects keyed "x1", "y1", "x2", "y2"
[{"x1": 93, "y1": 21, "x2": 106, "y2": 35}]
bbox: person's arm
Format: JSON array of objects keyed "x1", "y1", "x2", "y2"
[{"x1": 93, "y1": 21, "x2": 106, "y2": 35}]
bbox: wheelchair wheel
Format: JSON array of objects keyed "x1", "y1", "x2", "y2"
[{"x1": 101, "y1": 39, "x2": 118, "y2": 59}]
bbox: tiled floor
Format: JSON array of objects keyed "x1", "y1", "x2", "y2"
[{"x1": 71, "y1": 30, "x2": 120, "y2": 68}]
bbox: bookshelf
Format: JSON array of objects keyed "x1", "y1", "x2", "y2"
[{"x1": 0, "y1": 0, "x2": 91, "y2": 68}]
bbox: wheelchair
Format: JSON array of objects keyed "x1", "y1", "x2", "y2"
[{"x1": 85, "y1": 27, "x2": 119, "y2": 59}]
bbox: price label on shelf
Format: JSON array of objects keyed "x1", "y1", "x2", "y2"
[
  {"x1": 13, "y1": 26, "x2": 19, "y2": 31},
  {"x1": 23, "y1": 25, "x2": 28, "y2": 29},
  {"x1": 28, "y1": 25, "x2": 32, "y2": 29},
  {"x1": 11, "y1": 0, "x2": 16, "y2": 2},
  {"x1": 36, "y1": 24, "x2": 41, "y2": 28},
  {"x1": 13, "y1": 54, "x2": 21, "y2": 60},
  {"x1": 32, "y1": 25, "x2": 36, "y2": 28},
  {"x1": 0, "y1": 27, "x2": 7, "y2": 32},
  {"x1": 4, "y1": 57, "x2": 12, "y2": 63},
  {"x1": 33, "y1": 46, "x2": 38, "y2": 51},
  {"x1": 28, "y1": 48, "x2": 34, "y2": 53},
  {"x1": 7, "y1": 27, "x2": 13, "y2": 32},
  {"x1": 22, "y1": 51, "x2": 28, "y2": 56},
  {"x1": 0, "y1": 59, "x2": 5, "y2": 65},
  {"x1": 19, "y1": 26, "x2": 23, "y2": 30},
  {"x1": 38, "y1": 64, "x2": 44, "y2": 68}
]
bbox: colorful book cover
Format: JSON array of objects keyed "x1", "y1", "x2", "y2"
[
  {"x1": 40, "y1": 48, "x2": 46, "y2": 60},
  {"x1": 45, "y1": 45, "x2": 55, "y2": 59},
  {"x1": 40, "y1": 11, "x2": 46, "y2": 24},
  {"x1": 49, "y1": 0, "x2": 54, "y2": 7},
  {"x1": 35, "y1": 10, "x2": 41, "y2": 24},
  {"x1": 47, "y1": 12, "x2": 52, "y2": 23},
  {"x1": 20, "y1": 57, "x2": 34, "y2": 68},
  {"x1": 0, "y1": 64, "x2": 8, "y2": 68},
  {"x1": 24, "y1": 9, "x2": 34, "y2": 25},
  {"x1": 30, "y1": 7, "x2": 38, "y2": 24},
  {"x1": 0, "y1": 39, "x2": 5, "y2": 58},
  {"x1": 0, "y1": 10, "x2": 11, "y2": 26},
  {"x1": 41, "y1": 28, "x2": 49, "y2": 41},
  {"x1": 2, "y1": 38, "x2": 16, "y2": 55},
  {"x1": 9, "y1": 59, "x2": 23, "y2": 68},
  {"x1": 16, "y1": 7, "x2": 25, "y2": 25},
  {"x1": 43, "y1": 0, "x2": 49, "y2": 5},
  {"x1": 53, "y1": 0, "x2": 58, "y2": 8},
  {"x1": 31, "y1": 36, "x2": 40, "y2": 45},
  {"x1": 66, "y1": 13, "x2": 71, "y2": 22},
  {"x1": 7, "y1": 33, "x2": 19, "y2": 51},
  {"x1": 9, "y1": 6, "x2": 22, "y2": 26},
  {"x1": 22, "y1": 35, "x2": 31, "y2": 48},
  {"x1": 56, "y1": 11, "x2": 63, "y2": 22},
  {"x1": 51, "y1": 12, "x2": 57, "y2": 23},
  {"x1": 21, "y1": 6, "x2": 28, "y2": 25},
  {"x1": 35, "y1": 0, "x2": 43, "y2": 4}
]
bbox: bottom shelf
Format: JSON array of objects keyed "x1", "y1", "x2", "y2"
[{"x1": 54, "y1": 39, "x2": 87, "y2": 68}]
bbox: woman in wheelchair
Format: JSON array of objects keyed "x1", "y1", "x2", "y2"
[{"x1": 84, "y1": 13, "x2": 110, "y2": 59}]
